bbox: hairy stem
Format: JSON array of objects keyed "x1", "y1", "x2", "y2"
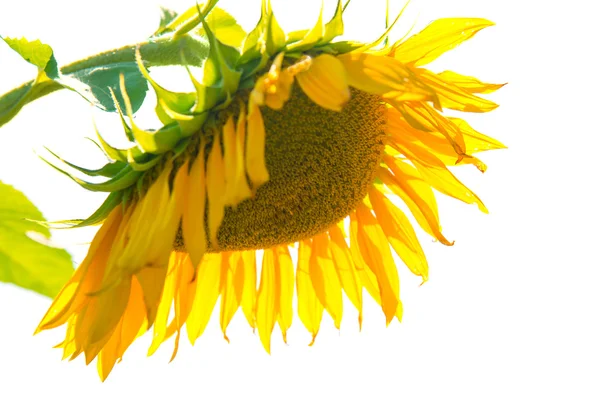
[{"x1": 0, "y1": 35, "x2": 209, "y2": 128}]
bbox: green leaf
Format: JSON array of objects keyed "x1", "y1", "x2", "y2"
[
  {"x1": 0, "y1": 182, "x2": 74, "y2": 297},
  {"x1": 0, "y1": 36, "x2": 149, "y2": 126},
  {"x1": 1, "y1": 36, "x2": 58, "y2": 78},
  {"x1": 63, "y1": 62, "x2": 149, "y2": 113}
]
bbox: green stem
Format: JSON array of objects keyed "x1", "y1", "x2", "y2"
[{"x1": 0, "y1": 35, "x2": 209, "y2": 128}]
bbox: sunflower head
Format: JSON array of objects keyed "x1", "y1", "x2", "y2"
[{"x1": 37, "y1": 0, "x2": 505, "y2": 380}]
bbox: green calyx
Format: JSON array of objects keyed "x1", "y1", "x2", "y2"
[{"x1": 35, "y1": 0, "x2": 360, "y2": 228}]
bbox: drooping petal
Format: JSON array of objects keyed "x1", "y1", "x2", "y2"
[
  {"x1": 147, "y1": 253, "x2": 178, "y2": 355},
  {"x1": 186, "y1": 253, "x2": 222, "y2": 344},
  {"x1": 328, "y1": 223, "x2": 363, "y2": 327},
  {"x1": 296, "y1": 239, "x2": 323, "y2": 344},
  {"x1": 310, "y1": 233, "x2": 343, "y2": 329},
  {"x1": 240, "y1": 250, "x2": 257, "y2": 328},
  {"x1": 219, "y1": 252, "x2": 243, "y2": 342},
  {"x1": 256, "y1": 248, "x2": 277, "y2": 353},
  {"x1": 207, "y1": 133, "x2": 227, "y2": 248},
  {"x1": 246, "y1": 100, "x2": 270, "y2": 189},
  {"x1": 233, "y1": 107, "x2": 253, "y2": 204},
  {"x1": 222, "y1": 115, "x2": 239, "y2": 206},
  {"x1": 296, "y1": 54, "x2": 350, "y2": 111},
  {"x1": 36, "y1": 208, "x2": 123, "y2": 332},
  {"x1": 183, "y1": 145, "x2": 208, "y2": 268},
  {"x1": 349, "y1": 211, "x2": 383, "y2": 305},
  {"x1": 355, "y1": 203, "x2": 401, "y2": 324},
  {"x1": 274, "y1": 245, "x2": 294, "y2": 342}
]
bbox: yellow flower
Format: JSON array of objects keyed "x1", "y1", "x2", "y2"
[{"x1": 36, "y1": 1, "x2": 505, "y2": 380}]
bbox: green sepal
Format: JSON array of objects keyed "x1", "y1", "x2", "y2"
[
  {"x1": 130, "y1": 121, "x2": 184, "y2": 155},
  {"x1": 286, "y1": 29, "x2": 309, "y2": 44},
  {"x1": 239, "y1": 51, "x2": 269, "y2": 80},
  {"x1": 135, "y1": 48, "x2": 196, "y2": 125},
  {"x1": 321, "y1": 41, "x2": 363, "y2": 54},
  {"x1": 322, "y1": 0, "x2": 345, "y2": 43},
  {"x1": 181, "y1": 54, "x2": 221, "y2": 114},
  {"x1": 92, "y1": 122, "x2": 128, "y2": 163},
  {"x1": 126, "y1": 149, "x2": 162, "y2": 172},
  {"x1": 286, "y1": 2, "x2": 324, "y2": 52},
  {"x1": 42, "y1": 191, "x2": 123, "y2": 229},
  {"x1": 108, "y1": 88, "x2": 135, "y2": 142},
  {"x1": 239, "y1": 6, "x2": 266, "y2": 64},
  {"x1": 41, "y1": 155, "x2": 142, "y2": 192},
  {"x1": 265, "y1": 2, "x2": 286, "y2": 55},
  {"x1": 43, "y1": 147, "x2": 127, "y2": 178},
  {"x1": 196, "y1": 3, "x2": 242, "y2": 97},
  {"x1": 119, "y1": 75, "x2": 185, "y2": 154},
  {"x1": 353, "y1": 1, "x2": 409, "y2": 53},
  {"x1": 172, "y1": 137, "x2": 192, "y2": 159}
]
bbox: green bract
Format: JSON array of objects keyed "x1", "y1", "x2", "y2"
[{"x1": 28, "y1": 0, "x2": 357, "y2": 229}]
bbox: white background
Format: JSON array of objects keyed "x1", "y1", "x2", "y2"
[{"x1": 1, "y1": 0, "x2": 599, "y2": 399}]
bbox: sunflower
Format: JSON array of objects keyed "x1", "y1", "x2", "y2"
[{"x1": 35, "y1": 0, "x2": 505, "y2": 380}]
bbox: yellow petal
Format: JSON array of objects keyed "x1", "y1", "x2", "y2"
[
  {"x1": 448, "y1": 117, "x2": 507, "y2": 153},
  {"x1": 386, "y1": 107, "x2": 487, "y2": 172},
  {"x1": 183, "y1": 145, "x2": 208, "y2": 268},
  {"x1": 114, "y1": 276, "x2": 146, "y2": 360},
  {"x1": 328, "y1": 223, "x2": 363, "y2": 327},
  {"x1": 240, "y1": 250, "x2": 257, "y2": 328},
  {"x1": 437, "y1": 70, "x2": 506, "y2": 94},
  {"x1": 389, "y1": 100, "x2": 467, "y2": 159},
  {"x1": 232, "y1": 107, "x2": 252, "y2": 204},
  {"x1": 349, "y1": 211, "x2": 382, "y2": 304},
  {"x1": 256, "y1": 248, "x2": 277, "y2": 353},
  {"x1": 135, "y1": 265, "x2": 168, "y2": 330},
  {"x1": 273, "y1": 246, "x2": 294, "y2": 341},
  {"x1": 417, "y1": 70, "x2": 499, "y2": 113},
  {"x1": 148, "y1": 253, "x2": 178, "y2": 355},
  {"x1": 246, "y1": 101, "x2": 269, "y2": 188},
  {"x1": 220, "y1": 252, "x2": 242, "y2": 342},
  {"x1": 77, "y1": 277, "x2": 132, "y2": 364},
  {"x1": 207, "y1": 133, "x2": 226, "y2": 248},
  {"x1": 355, "y1": 203, "x2": 401, "y2": 325},
  {"x1": 296, "y1": 54, "x2": 350, "y2": 111},
  {"x1": 296, "y1": 239, "x2": 323, "y2": 343},
  {"x1": 310, "y1": 233, "x2": 343, "y2": 329},
  {"x1": 393, "y1": 18, "x2": 494, "y2": 66},
  {"x1": 186, "y1": 253, "x2": 222, "y2": 344},
  {"x1": 369, "y1": 188, "x2": 428, "y2": 281},
  {"x1": 222, "y1": 116, "x2": 240, "y2": 206},
  {"x1": 389, "y1": 141, "x2": 488, "y2": 213},
  {"x1": 379, "y1": 159, "x2": 453, "y2": 245},
  {"x1": 36, "y1": 208, "x2": 122, "y2": 332},
  {"x1": 338, "y1": 52, "x2": 435, "y2": 101}
]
